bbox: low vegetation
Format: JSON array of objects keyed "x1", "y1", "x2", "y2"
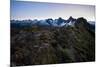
[{"x1": 11, "y1": 18, "x2": 95, "y2": 66}]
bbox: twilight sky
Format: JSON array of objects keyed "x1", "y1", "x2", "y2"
[{"x1": 11, "y1": 1, "x2": 95, "y2": 21}]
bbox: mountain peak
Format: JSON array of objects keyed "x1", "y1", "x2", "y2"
[
  {"x1": 67, "y1": 16, "x2": 76, "y2": 23},
  {"x1": 69, "y1": 16, "x2": 73, "y2": 19}
]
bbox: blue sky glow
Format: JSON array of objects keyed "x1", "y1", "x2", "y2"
[{"x1": 11, "y1": 1, "x2": 95, "y2": 21}]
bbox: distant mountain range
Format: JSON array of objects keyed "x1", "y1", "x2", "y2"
[{"x1": 11, "y1": 16, "x2": 95, "y2": 32}]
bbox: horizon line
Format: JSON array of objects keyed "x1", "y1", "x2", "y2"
[{"x1": 10, "y1": 17, "x2": 95, "y2": 21}]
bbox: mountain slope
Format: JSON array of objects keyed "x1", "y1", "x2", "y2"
[{"x1": 11, "y1": 17, "x2": 95, "y2": 66}]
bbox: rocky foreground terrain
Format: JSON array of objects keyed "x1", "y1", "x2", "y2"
[{"x1": 11, "y1": 17, "x2": 95, "y2": 66}]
